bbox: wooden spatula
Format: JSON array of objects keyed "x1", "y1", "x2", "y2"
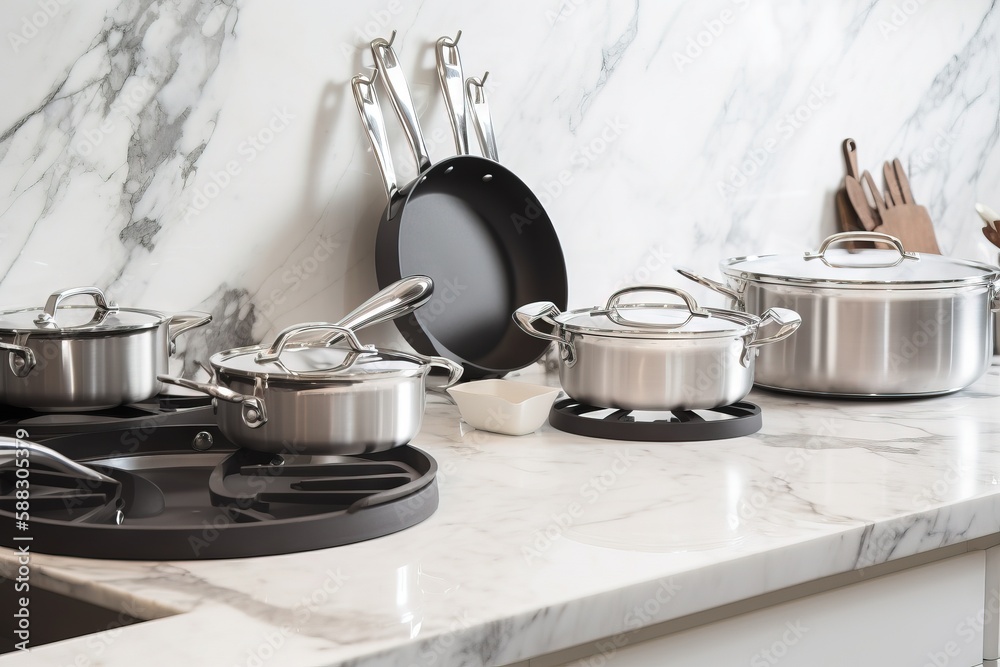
[
  {"x1": 869, "y1": 163, "x2": 941, "y2": 254},
  {"x1": 836, "y1": 138, "x2": 873, "y2": 249}
]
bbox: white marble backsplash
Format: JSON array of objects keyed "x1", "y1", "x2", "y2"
[{"x1": 1, "y1": 0, "x2": 998, "y2": 371}]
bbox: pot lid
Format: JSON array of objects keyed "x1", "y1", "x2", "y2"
[
  {"x1": 0, "y1": 287, "x2": 166, "y2": 336},
  {"x1": 212, "y1": 323, "x2": 428, "y2": 381},
  {"x1": 556, "y1": 287, "x2": 757, "y2": 339},
  {"x1": 723, "y1": 232, "x2": 998, "y2": 288}
]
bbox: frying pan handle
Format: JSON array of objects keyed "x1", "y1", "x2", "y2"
[
  {"x1": 352, "y1": 71, "x2": 398, "y2": 201},
  {"x1": 804, "y1": 232, "x2": 918, "y2": 266},
  {"x1": 371, "y1": 34, "x2": 433, "y2": 173},
  {"x1": 466, "y1": 74, "x2": 498, "y2": 161},
  {"x1": 436, "y1": 32, "x2": 468, "y2": 155}
]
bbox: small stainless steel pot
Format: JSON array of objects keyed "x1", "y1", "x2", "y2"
[
  {"x1": 160, "y1": 323, "x2": 463, "y2": 455},
  {"x1": 514, "y1": 286, "x2": 800, "y2": 411},
  {"x1": 681, "y1": 231, "x2": 1000, "y2": 397},
  {"x1": 0, "y1": 287, "x2": 211, "y2": 411}
]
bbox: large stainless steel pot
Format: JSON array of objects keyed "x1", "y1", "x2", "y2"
[
  {"x1": 680, "y1": 231, "x2": 1000, "y2": 397},
  {"x1": 160, "y1": 323, "x2": 462, "y2": 455},
  {"x1": 0, "y1": 287, "x2": 211, "y2": 411},
  {"x1": 514, "y1": 286, "x2": 801, "y2": 411}
]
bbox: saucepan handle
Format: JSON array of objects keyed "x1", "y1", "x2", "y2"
[{"x1": 157, "y1": 375, "x2": 268, "y2": 428}]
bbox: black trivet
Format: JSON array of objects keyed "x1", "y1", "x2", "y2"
[{"x1": 548, "y1": 399, "x2": 762, "y2": 441}]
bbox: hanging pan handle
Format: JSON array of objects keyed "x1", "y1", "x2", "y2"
[
  {"x1": 34, "y1": 286, "x2": 119, "y2": 328},
  {"x1": 435, "y1": 31, "x2": 468, "y2": 155},
  {"x1": 352, "y1": 70, "x2": 398, "y2": 201},
  {"x1": 466, "y1": 73, "x2": 498, "y2": 161},
  {"x1": 602, "y1": 286, "x2": 710, "y2": 329},
  {"x1": 371, "y1": 32, "x2": 433, "y2": 172},
  {"x1": 804, "y1": 232, "x2": 918, "y2": 267}
]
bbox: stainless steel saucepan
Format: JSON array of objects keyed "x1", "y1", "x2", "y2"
[
  {"x1": 514, "y1": 286, "x2": 800, "y2": 411},
  {"x1": 0, "y1": 287, "x2": 211, "y2": 411},
  {"x1": 159, "y1": 277, "x2": 462, "y2": 454},
  {"x1": 680, "y1": 231, "x2": 1000, "y2": 397}
]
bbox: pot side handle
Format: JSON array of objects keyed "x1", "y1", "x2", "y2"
[
  {"x1": 0, "y1": 341, "x2": 35, "y2": 377},
  {"x1": 157, "y1": 374, "x2": 267, "y2": 428},
  {"x1": 514, "y1": 302, "x2": 576, "y2": 366},
  {"x1": 415, "y1": 354, "x2": 464, "y2": 388},
  {"x1": 167, "y1": 312, "x2": 213, "y2": 354},
  {"x1": 747, "y1": 308, "x2": 802, "y2": 350}
]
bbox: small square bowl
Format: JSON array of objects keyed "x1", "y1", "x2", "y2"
[{"x1": 446, "y1": 379, "x2": 561, "y2": 436}]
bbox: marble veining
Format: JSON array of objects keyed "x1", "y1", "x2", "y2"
[
  {"x1": 0, "y1": 364, "x2": 999, "y2": 665},
  {"x1": 1, "y1": 0, "x2": 998, "y2": 376}
]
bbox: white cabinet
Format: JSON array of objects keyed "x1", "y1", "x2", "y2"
[
  {"x1": 986, "y1": 546, "x2": 1000, "y2": 662},
  {"x1": 539, "y1": 551, "x2": 986, "y2": 667}
]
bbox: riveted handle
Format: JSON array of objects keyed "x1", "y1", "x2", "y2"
[{"x1": 326, "y1": 276, "x2": 433, "y2": 346}]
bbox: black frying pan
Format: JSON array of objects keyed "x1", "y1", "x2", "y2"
[{"x1": 360, "y1": 35, "x2": 568, "y2": 380}]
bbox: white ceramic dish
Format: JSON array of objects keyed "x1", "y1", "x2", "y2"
[{"x1": 447, "y1": 379, "x2": 561, "y2": 436}]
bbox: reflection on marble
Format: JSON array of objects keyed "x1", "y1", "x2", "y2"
[
  {"x1": 1, "y1": 363, "x2": 1000, "y2": 666},
  {"x1": 1, "y1": 0, "x2": 998, "y2": 381}
]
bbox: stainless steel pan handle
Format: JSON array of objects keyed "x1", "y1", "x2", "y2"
[
  {"x1": 166, "y1": 312, "x2": 212, "y2": 355},
  {"x1": 34, "y1": 286, "x2": 119, "y2": 327},
  {"x1": 436, "y1": 31, "x2": 468, "y2": 155},
  {"x1": 676, "y1": 268, "x2": 743, "y2": 303},
  {"x1": 804, "y1": 232, "x2": 918, "y2": 266},
  {"x1": 742, "y1": 307, "x2": 801, "y2": 367},
  {"x1": 602, "y1": 286, "x2": 710, "y2": 329},
  {"x1": 157, "y1": 374, "x2": 268, "y2": 428},
  {"x1": 0, "y1": 341, "x2": 35, "y2": 377},
  {"x1": 325, "y1": 276, "x2": 433, "y2": 346},
  {"x1": 0, "y1": 436, "x2": 118, "y2": 486},
  {"x1": 371, "y1": 32, "x2": 433, "y2": 173},
  {"x1": 466, "y1": 73, "x2": 498, "y2": 161},
  {"x1": 256, "y1": 324, "x2": 374, "y2": 364},
  {"x1": 352, "y1": 70, "x2": 398, "y2": 201},
  {"x1": 514, "y1": 302, "x2": 576, "y2": 364}
]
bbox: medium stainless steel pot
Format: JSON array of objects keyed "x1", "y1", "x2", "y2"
[
  {"x1": 680, "y1": 231, "x2": 1000, "y2": 397},
  {"x1": 160, "y1": 324, "x2": 462, "y2": 455},
  {"x1": 0, "y1": 287, "x2": 211, "y2": 411},
  {"x1": 514, "y1": 286, "x2": 801, "y2": 411}
]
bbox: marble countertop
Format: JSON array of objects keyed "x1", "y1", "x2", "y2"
[{"x1": 3, "y1": 364, "x2": 1000, "y2": 666}]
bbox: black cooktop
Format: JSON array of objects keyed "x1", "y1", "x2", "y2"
[{"x1": 0, "y1": 423, "x2": 438, "y2": 560}]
